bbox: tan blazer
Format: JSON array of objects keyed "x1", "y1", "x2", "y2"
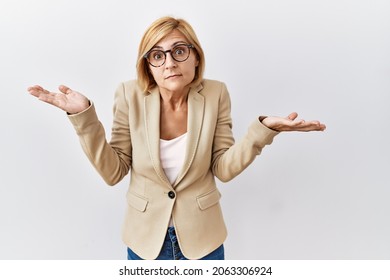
[{"x1": 68, "y1": 79, "x2": 278, "y2": 259}]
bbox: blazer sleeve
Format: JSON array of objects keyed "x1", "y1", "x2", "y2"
[
  {"x1": 67, "y1": 83, "x2": 132, "y2": 186},
  {"x1": 211, "y1": 82, "x2": 279, "y2": 182}
]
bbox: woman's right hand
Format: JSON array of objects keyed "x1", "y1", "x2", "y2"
[{"x1": 28, "y1": 85, "x2": 90, "y2": 114}]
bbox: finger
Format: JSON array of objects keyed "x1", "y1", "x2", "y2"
[
  {"x1": 296, "y1": 121, "x2": 326, "y2": 132},
  {"x1": 310, "y1": 122, "x2": 326, "y2": 131},
  {"x1": 287, "y1": 112, "x2": 298, "y2": 120},
  {"x1": 37, "y1": 94, "x2": 56, "y2": 103},
  {"x1": 291, "y1": 118, "x2": 305, "y2": 126},
  {"x1": 28, "y1": 86, "x2": 52, "y2": 98},
  {"x1": 27, "y1": 85, "x2": 44, "y2": 95},
  {"x1": 304, "y1": 120, "x2": 323, "y2": 128},
  {"x1": 28, "y1": 88, "x2": 40, "y2": 97},
  {"x1": 27, "y1": 85, "x2": 44, "y2": 92},
  {"x1": 58, "y1": 85, "x2": 71, "y2": 95}
]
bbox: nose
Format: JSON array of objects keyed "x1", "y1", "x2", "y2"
[{"x1": 164, "y1": 52, "x2": 177, "y2": 68}]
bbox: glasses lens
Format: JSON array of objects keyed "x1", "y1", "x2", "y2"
[
  {"x1": 172, "y1": 45, "x2": 190, "y2": 62},
  {"x1": 147, "y1": 50, "x2": 165, "y2": 67},
  {"x1": 146, "y1": 45, "x2": 192, "y2": 67}
]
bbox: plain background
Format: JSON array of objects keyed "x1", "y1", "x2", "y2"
[{"x1": 1, "y1": 0, "x2": 389, "y2": 260}]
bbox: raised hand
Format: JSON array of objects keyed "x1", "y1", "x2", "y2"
[
  {"x1": 28, "y1": 85, "x2": 90, "y2": 114},
  {"x1": 261, "y1": 112, "x2": 326, "y2": 132}
]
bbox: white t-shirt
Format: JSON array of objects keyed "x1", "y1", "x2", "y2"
[{"x1": 159, "y1": 133, "x2": 187, "y2": 185}]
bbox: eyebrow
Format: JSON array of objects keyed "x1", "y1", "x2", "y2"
[{"x1": 152, "y1": 41, "x2": 189, "y2": 50}]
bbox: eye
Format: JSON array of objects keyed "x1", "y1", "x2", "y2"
[
  {"x1": 173, "y1": 46, "x2": 186, "y2": 56},
  {"x1": 150, "y1": 50, "x2": 164, "y2": 60}
]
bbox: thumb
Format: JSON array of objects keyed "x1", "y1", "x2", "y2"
[
  {"x1": 287, "y1": 112, "x2": 298, "y2": 120},
  {"x1": 58, "y1": 85, "x2": 72, "y2": 95}
]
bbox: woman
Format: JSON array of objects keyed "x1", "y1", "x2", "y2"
[{"x1": 28, "y1": 16, "x2": 326, "y2": 260}]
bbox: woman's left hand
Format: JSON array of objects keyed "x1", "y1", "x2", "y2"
[{"x1": 261, "y1": 112, "x2": 326, "y2": 132}]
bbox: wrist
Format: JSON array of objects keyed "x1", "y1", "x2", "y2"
[
  {"x1": 258, "y1": 116, "x2": 268, "y2": 123},
  {"x1": 67, "y1": 100, "x2": 91, "y2": 115},
  {"x1": 258, "y1": 116, "x2": 279, "y2": 132}
]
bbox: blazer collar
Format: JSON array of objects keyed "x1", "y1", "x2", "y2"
[{"x1": 144, "y1": 84, "x2": 205, "y2": 188}]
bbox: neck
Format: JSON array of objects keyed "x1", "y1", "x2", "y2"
[{"x1": 160, "y1": 88, "x2": 189, "y2": 111}]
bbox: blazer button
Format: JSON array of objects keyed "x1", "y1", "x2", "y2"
[{"x1": 168, "y1": 191, "x2": 175, "y2": 199}]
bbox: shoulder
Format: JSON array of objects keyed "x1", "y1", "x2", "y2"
[
  {"x1": 198, "y1": 79, "x2": 230, "y2": 100},
  {"x1": 111, "y1": 80, "x2": 146, "y2": 110},
  {"x1": 114, "y1": 80, "x2": 145, "y2": 100},
  {"x1": 200, "y1": 79, "x2": 227, "y2": 91},
  {"x1": 120, "y1": 79, "x2": 143, "y2": 93}
]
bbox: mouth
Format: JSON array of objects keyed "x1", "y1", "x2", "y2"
[{"x1": 165, "y1": 74, "x2": 182, "y2": 79}]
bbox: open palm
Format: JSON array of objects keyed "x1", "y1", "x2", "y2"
[
  {"x1": 262, "y1": 112, "x2": 326, "y2": 132},
  {"x1": 28, "y1": 85, "x2": 90, "y2": 114}
]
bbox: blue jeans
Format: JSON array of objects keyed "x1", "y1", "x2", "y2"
[{"x1": 127, "y1": 227, "x2": 224, "y2": 260}]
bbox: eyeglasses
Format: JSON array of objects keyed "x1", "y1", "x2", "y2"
[{"x1": 144, "y1": 44, "x2": 194, "y2": 67}]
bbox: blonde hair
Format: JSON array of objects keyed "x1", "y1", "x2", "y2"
[{"x1": 136, "y1": 17, "x2": 205, "y2": 93}]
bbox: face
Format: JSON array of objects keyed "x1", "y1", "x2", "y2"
[{"x1": 147, "y1": 29, "x2": 199, "y2": 95}]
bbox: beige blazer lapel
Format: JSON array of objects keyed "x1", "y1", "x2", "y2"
[
  {"x1": 174, "y1": 84, "x2": 205, "y2": 187},
  {"x1": 144, "y1": 87, "x2": 172, "y2": 187},
  {"x1": 144, "y1": 84, "x2": 205, "y2": 188}
]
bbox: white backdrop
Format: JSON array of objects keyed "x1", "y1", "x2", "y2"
[{"x1": 1, "y1": 0, "x2": 389, "y2": 260}]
